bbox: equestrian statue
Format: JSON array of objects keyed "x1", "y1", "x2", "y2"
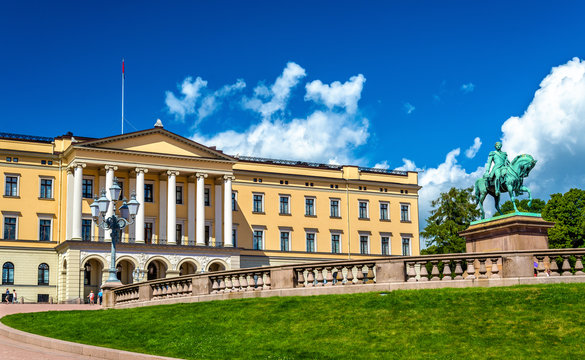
[{"x1": 474, "y1": 141, "x2": 537, "y2": 219}]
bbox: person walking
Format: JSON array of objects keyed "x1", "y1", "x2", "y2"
[
  {"x1": 87, "y1": 290, "x2": 95, "y2": 305},
  {"x1": 97, "y1": 289, "x2": 103, "y2": 305},
  {"x1": 4, "y1": 288, "x2": 10, "y2": 304},
  {"x1": 12, "y1": 289, "x2": 17, "y2": 304}
]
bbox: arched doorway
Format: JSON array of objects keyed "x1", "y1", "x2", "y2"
[
  {"x1": 207, "y1": 261, "x2": 226, "y2": 272},
  {"x1": 147, "y1": 259, "x2": 167, "y2": 280},
  {"x1": 82, "y1": 258, "x2": 104, "y2": 301},
  {"x1": 179, "y1": 261, "x2": 198, "y2": 276},
  {"x1": 116, "y1": 259, "x2": 135, "y2": 285}
]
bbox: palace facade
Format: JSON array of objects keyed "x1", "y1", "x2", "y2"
[{"x1": 0, "y1": 122, "x2": 420, "y2": 303}]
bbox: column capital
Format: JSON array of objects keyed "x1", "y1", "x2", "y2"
[
  {"x1": 196, "y1": 172, "x2": 208, "y2": 179},
  {"x1": 69, "y1": 162, "x2": 86, "y2": 170},
  {"x1": 104, "y1": 164, "x2": 118, "y2": 171},
  {"x1": 135, "y1": 167, "x2": 149, "y2": 174},
  {"x1": 167, "y1": 170, "x2": 180, "y2": 177},
  {"x1": 223, "y1": 175, "x2": 236, "y2": 182},
  {"x1": 66, "y1": 167, "x2": 74, "y2": 175}
]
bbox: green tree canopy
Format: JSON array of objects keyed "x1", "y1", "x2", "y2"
[
  {"x1": 542, "y1": 188, "x2": 585, "y2": 248},
  {"x1": 421, "y1": 187, "x2": 480, "y2": 254},
  {"x1": 500, "y1": 198, "x2": 547, "y2": 214}
]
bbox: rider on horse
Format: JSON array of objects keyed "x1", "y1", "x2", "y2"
[{"x1": 483, "y1": 142, "x2": 509, "y2": 196}]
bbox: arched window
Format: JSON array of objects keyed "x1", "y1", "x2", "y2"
[
  {"x1": 2, "y1": 262, "x2": 14, "y2": 285},
  {"x1": 38, "y1": 263, "x2": 49, "y2": 285}
]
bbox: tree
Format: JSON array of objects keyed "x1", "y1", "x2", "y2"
[
  {"x1": 500, "y1": 198, "x2": 547, "y2": 214},
  {"x1": 421, "y1": 187, "x2": 480, "y2": 254},
  {"x1": 541, "y1": 188, "x2": 585, "y2": 248}
]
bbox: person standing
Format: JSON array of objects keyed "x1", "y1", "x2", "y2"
[
  {"x1": 97, "y1": 289, "x2": 103, "y2": 305},
  {"x1": 87, "y1": 290, "x2": 95, "y2": 305},
  {"x1": 12, "y1": 289, "x2": 17, "y2": 304}
]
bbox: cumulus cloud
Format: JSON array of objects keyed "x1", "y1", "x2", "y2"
[
  {"x1": 501, "y1": 57, "x2": 585, "y2": 195},
  {"x1": 404, "y1": 102, "x2": 416, "y2": 114},
  {"x1": 461, "y1": 82, "x2": 475, "y2": 93},
  {"x1": 304, "y1": 74, "x2": 365, "y2": 114},
  {"x1": 465, "y1": 137, "x2": 482, "y2": 159},
  {"x1": 165, "y1": 76, "x2": 207, "y2": 121},
  {"x1": 197, "y1": 79, "x2": 246, "y2": 123},
  {"x1": 243, "y1": 62, "x2": 306, "y2": 118},
  {"x1": 374, "y1": 161, "x2": 389, "y2": 170}
]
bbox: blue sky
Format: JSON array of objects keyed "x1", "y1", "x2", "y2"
[{"x1": 2, "y1": 1, "x2": 585, "y2": 229}]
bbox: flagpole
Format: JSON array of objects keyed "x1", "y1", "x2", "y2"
[{"x1": 121, "y1": 58, "x2": 125, "y2": 134}]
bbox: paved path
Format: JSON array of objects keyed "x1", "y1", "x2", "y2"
[{"x1": 0, "y1": 303, "x2": 100, "y2": 359}]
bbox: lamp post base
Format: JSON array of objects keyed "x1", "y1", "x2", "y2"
[{"x1": 101, "y1": 280, "x2": 123, "y2": 290}]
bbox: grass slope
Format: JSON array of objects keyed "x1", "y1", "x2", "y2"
[{"x1": 3, "y1": 284, "x2": 585, "y2": 359}]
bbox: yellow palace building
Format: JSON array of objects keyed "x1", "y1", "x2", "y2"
[{"x1": 0, "y1": 122, "x2": 420, "y2": 303}]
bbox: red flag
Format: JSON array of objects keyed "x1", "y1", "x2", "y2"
[{"x1": 122, "y1": 59, "x2": 125, "y2": 77}]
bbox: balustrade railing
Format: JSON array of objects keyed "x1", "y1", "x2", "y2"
[
  {"x1": 532, "y1": 249, "x2": 585, "y2": 277},
  {"x1": 209, "y1": 269, "x2": 271, "y2": 293},
  {"x1": 405, "y1": 256, "x2": 501, "y2": 282},
  {"x1": 294, "y1": 262, "x2": 376, "y2": 287}
]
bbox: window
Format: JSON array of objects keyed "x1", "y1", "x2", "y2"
[
  {"x1": 400, "y1": 204, "x2": 410, "y2": 222},
  {"x1": 359, "y1": 201, "x2": 369, "y2": 219},
  {"x1": 176, "y1": 185, "x2": 183, "y2": 205},
  {"x1": 144, "y1": 183, "x2": 154, "y2": 203},
  {"x1": 253, "y1": 194, "x2": 264, "y2": 213},
  {"x1": 253, "y1": 230, "x2": 263, "y2": 250},
  {"x1": 330, "y1": 199, "x2": 340, "y2": 217},
  {"x1": 82, "y1": 178, "x2": 93, "y2": 198},
  {"x1": 305, "y1": 197, "x2": 315, "y2": 216},
  {"x1": 2, "y1": 262, "x2": 14, "y2": 285},
  {"x1": 4, "y1": 175, "x2": 18, "y2": 196},
  {"x1": 360, "y1": 235, "x2": 369, "y2": 254},
  {"x1": 39, "y1": 219, "x2": 52, "y2": 241},
  {"x1": 176, "y1": 224, "x2": 183, "y2": 245},
  {"x1": 306, "y1": 233, "x2": 316, "y2": 252},
  {"x1": 381, "y1": 236, "x2": 390, "y2": 255},
  {"x1": 40, "y1": 178, "x2": 53, "y2": 199},
  {"x1": 402, "y1": 238, "x2": 411, "y2": 256},
  {"x1": 38, "y1": 263, "x2": 49, "y2": 285},
  {"x1": 204, "y1": 187, "x2": 210, "y2": 206},
  {"x1": 279, "y1": 195, "x2": 290, "y2": 215},
  {"x1": 82, "y1": 219, "x2": 92, "y2": 241},
  {"x1": 280, "y1": 231, "x2": 290, "y2": 251},
  {"x1": 205, "y1": 225, "x2": 210, "y2": 245},
  {"x1": 232, "y1": 192, "x2": 237, "y2": 211},
  {"x1": 331, "y1": 234, "x2": 340, "y2": 254},
  {"x1": 3, "y1": 217, "x2": 16, "y2": 240},
  {"x1": 84, "y1": 263, "x2": 91, "y2": 285},
  {"x1": 380, "y1": 202, "x2": 389, "y2": 220},
  {"x1": 145, "y1": 222, "x2": 154, "y2": 244},
  {"x1": 232, "y1": 228, "x2": 237, "y2": 247}
]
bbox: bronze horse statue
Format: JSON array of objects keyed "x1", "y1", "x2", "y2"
[{"x1": 474, "y1": 154, "x2": 537, "y2": 219}]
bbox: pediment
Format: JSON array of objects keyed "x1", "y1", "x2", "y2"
[{"x1": 76, "y1": 128, "x2": 234, "y2": 161}]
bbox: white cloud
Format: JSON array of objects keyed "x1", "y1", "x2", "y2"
[
  {"x1": 196, "y1": 79, "x2": 246, "y2": 123},
  {"x1": 465, "y1": 137, "x2": 482, "y2": 159},
  {"x1": 461, "y1": 82, "x2": 475, "y2": 93},
  {"x1": 243, "y1": 62, "x2": 306, "y2": 118},
  {"x1": 501, "y1": 57, "x2": 585, "y2": 196},
  {"x1": 304, "y1": 74, "x2": 366, "y2": 114},
  {"x1": 165, "y1": 76, "x2": 208, "y2": 121},
  {"x1": 404, "y1": 102, "x2": 415, "y2": 114},
  {"x1": 374, "y1": 161, "x2": 389, "y2": 170}
]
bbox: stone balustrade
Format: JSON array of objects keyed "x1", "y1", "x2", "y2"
[{"x1": 107, "y1": 248, "x2": 585, "y2": 309}]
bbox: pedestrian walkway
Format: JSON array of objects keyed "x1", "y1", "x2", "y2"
[{"x1": 0, "y1": 303, "x2": 180, "y2": 360}]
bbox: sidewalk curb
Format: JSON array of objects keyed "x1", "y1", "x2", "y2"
[{"x1": 0, "y1": 321, "x2": 182, "y2": 360}]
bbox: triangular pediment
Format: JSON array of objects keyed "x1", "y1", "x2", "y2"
[{"x1": 76, "y1": 128, "x2": 234, "y2": 161}]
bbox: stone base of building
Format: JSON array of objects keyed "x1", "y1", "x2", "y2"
[{"x1": 460, "y1": 213, "x2": 553, "y2": 253}]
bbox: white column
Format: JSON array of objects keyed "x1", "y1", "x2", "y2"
[
  {"x1": 135, "y1": 168, "x2": 148, "y2": 244},
  {"x1": 223, "y1": 175, "x2": 234, "y2": 247},
  {"x1": 187, "y1": 177, "x2": 196, "y2": 245},
  {"x1": 129, "y1": 176, "x2": 136, "y2": 242},
  {"x1": 167, "y1": 171, "x2": 179, "y2": 245},
  {"x1": 214, "y1": 182, "x2": 222, "y2": 246},
  {"x1": 71, "y1": 163, "x2": 85, "y2": 240},
  {"x1": 196, "y1": 172, "x2": 207, "y2": 246},
  {"x1": 65, "y1": 168, "x2": 74, "y2": 240},
  {"x1": 104, "y1": 165, "x2": 117, "y2": 241},
  {"x1": 159, "y1": 177, "x2": 167, "y2": 243}
]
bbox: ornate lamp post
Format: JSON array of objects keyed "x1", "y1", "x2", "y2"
[{"x1": 90, "y1": 177, "x2": 140, "y2": 289}]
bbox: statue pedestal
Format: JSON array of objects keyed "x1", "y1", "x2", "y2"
[{"x1": 459, "y1": 213, "x2": 553, "y2": 253}]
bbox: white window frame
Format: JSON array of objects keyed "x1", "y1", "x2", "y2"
[
  {"x1": 38, "y1": 215, "x2": 53, "y2": 242},
  {"x1": 330, "y1": 198, "x2": 340, "y2": 218},
  {"x1": 379, "y1": 201, "x2": 390, "y2": 220},
  {"x1": 402, "y1": 236, "x2": 412, "y2": 256},
  {"x1": 176, "y1": 183, "x2": 184, "y2": 205},
  {"x1": 358, "y1": 232, "x2": 370, "y2": 255},
  {"x1": 232, "y1": 191, "x2": 237, "y2": 211},
  {"x1": 305, "y1": 230, "x2": 317, "y2": 252},
  {"x1": 4, "y1": 174, "x2": 20, "y2": 197},
  {"x1": 358, "y1": 200, "x2": 369, "y2": 219},
  {"x1": 279, "y1": 194, "x2": 291, "y2": 215},
  {"x1": 81, "y1": 214, "x2": 95, "y2": 241},
  {"x1": 232, "y1": 224, "x2": 238, "y2": 247},
  {"x1": 330, "y1": 231, "x2": 342, "y2": 254},
  {"x1": 279, "y1": 230, "x2": 291, "y2": 251},
  {"x1": 252, "y1": 192, "x2": 265, "y2": 213},
  {"x1": 82, "y1": 176, "x2": 95, "y2": 199},
  {"x1": 144, "y1": 181, "x2": 155, "y2": 203},
  {"x1": 380, "y1": 233, "x2": 391, "y2": 255},
  {"x1": 145, "y1": 217, "x2": 156, "y2": 243},
  {"x1": 252, "y1": 227, "x2": 265, "y2": 250},
  {"x1": 204, "y1": 185, "x2": 211, "y2": 207},
  {"x1": 305, "y1": 196, "x2": 316, "y2": 216},
  {"x1": 39, "y1": 176, "x2": 54, "y2": 199},
  {"x1": 400, "y1": 203, "x2": 411, "y2": 222},
  {"x1": 176, "y1": 218, "x2": 185, "y2": 244},
  {"x1": 2, "y1": 213, "x2": 19, "y2": 240}
]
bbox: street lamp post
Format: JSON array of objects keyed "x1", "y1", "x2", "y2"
[{"x1": 90, "y1": 177, "x2": 140, "y2": 289}]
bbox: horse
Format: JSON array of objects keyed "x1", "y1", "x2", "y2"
[{"x1": 474, "y1": 154, "x2": 537, "y2": 219}]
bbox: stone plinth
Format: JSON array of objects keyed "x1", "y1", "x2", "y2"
[{"x1": 460, "y1": 213, "x2": 553, "y2": 253}]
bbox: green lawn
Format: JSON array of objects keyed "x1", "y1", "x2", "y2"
[{"x1": 3, "y1": 284, "x2": 585, "y2": 359}]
